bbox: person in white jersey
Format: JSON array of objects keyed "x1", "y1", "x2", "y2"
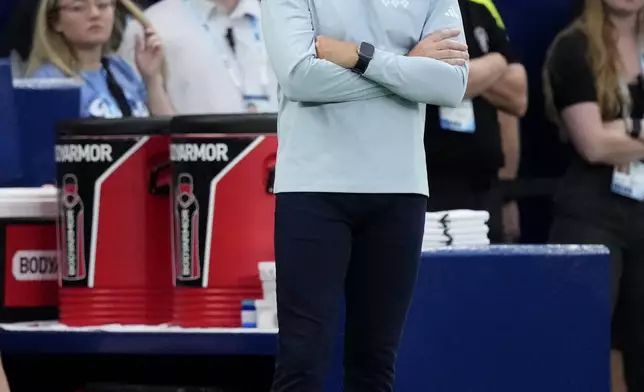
[
  {"x1": 119, "y1": 0, "x2": 278, "y2": 114},
  {"x1": 263, "y1": 0, "x2": 469, "y2": 390}
]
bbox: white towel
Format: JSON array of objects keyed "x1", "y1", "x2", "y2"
[
  {"x1": 424, "y1": 226, "x2": 489, "y2": 237},
  {"x1": 424, "y1": 222, "x2": 488, "y2": 233},
  {"x1": 425, "y1": 210, "x2": 490, "y2": 224},
  {"x1": 448, "y1": 233, "x2": 489, "y2": 242},
  {"x1": 423, "y1": 234, "x2": 489, "y2": 246},
  {"x1": 424, "y1": 221, "x2": 448, "y2": 230},
  {"x1": 447, "y1": 226, "x2": 489, "y2": 236},
  {"x1": 442, "y1": 209, "x2": 490, "y2": 221},
  {"x1": 423, "y1": 233, "x2": 450, "y2": 243},
  {"x1": 449, "y1": 238, "x2": 491, "y2": 246},
  {"x1": 422, "y1": 238, "x2": 491, "y2": 250},
  {"x1": 423, "y1": 240, "x2": 489, "y2": 248},
  {"x1": 424, "y1": 231, "x2": 489, "y2": 241},
  {"x1": 425, "y1": 227, "x2": 447, "y2": 236},
  {"x1": 421, "y1": 240, "x2": 490, "y2": 251}
]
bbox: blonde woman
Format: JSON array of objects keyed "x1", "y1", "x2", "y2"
[
  {"x1": 544, "y1": 0, "x2": 644, "y2": 390},
  {"x1": 27, "y1": 0, "x2": 173, "y2": 118}
]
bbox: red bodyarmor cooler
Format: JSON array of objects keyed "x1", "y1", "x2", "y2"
[
  {"x1": 0, "y1": 188, "x2": 58, "y2": 322},
  {"x1": 170, "y1": 114, "x2": 277, "y2": 327},
  {"x1": 56, "y1": 118, "x2": 173, "y2": 326}
]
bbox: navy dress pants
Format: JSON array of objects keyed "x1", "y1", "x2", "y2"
[{"x1": 271, "y1": 192, "x2": 427, "y2": 392}]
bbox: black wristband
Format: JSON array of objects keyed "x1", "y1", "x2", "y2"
[
  {"x1": 630, "y1": 117, "x2": 642, "y2": 139},
  {"x1": 352, "y1": 42, "x2": 374, "y2": 75}
]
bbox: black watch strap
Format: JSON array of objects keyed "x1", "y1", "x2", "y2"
[
  {"x1": 630, "y1": 117, "x2": 642, "y2": 139},
  {"x1": 353, "y1": 56, "x2": 369, "y2": 75},
  {"x1": 352, "y1": 42, "x2": 374, "y2": 75}
]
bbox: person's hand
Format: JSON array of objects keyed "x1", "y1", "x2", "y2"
[
  {"x1": 135, "y1": 27, "x2": 165, "y2": 83},
  {"x1": 502, "y1": 201, "x2": 521, "y2": 243},
  {"x1": 315, "y1": 36, "x2": 359, "y2": 69},
  {"x1": 409, "y1": 29, "x2": 469, "y2": 65}
]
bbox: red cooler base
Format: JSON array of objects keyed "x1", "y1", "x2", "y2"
[
  {"x1": 173, "y1": 287, "x2": 262, "y2": 328},
  {"x1": 59, "y1": 288, "x2": 172, "y2": 326}
]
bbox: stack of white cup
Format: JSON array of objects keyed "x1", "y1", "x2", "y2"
[{"x1": 257, "y1": 261, "x2": 278, "y2": 329}]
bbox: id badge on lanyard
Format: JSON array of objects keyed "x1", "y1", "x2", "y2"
[
  {"x1": 612, "y1": 56, "x2": 644, "y2": 202},
  {"x1": 612, "y1": 162, "x2": 644, "y2": 201},
  {"x1": 243, "y1": 16, "x2": 271, "y2": 113},
  {"x1": 439, "y1": 99, "x2": 476, "y2": 133},
  {"x1": 243, "y1": 94, "x2": 270, "y2": 113},
  {"x1": 182, "y1": 0, "x2": 271, "y2": 112}
]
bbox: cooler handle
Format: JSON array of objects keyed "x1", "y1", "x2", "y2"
[
  {"x1": 265, "y1": 155, "x2": 276, "y2": 195},
  {"x1": 149, "y1": 162, "x2": 171, "y2": 196},
  {"x1": 266, "y1": 166, "x2": 276, "y2": 194}
]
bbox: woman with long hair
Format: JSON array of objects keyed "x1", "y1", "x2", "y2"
[
  {"x1": 27, "y1": 0, "x2": 173, "y2": 118},
  {"x1": 543, "y1": 0, "x2": 644, "y2": 390},
  {"x1": 1, "y1": 0, "x2": 144, "y2": 77}
]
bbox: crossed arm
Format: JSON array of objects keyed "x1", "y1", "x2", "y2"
[
  {"x1": 482, "y1": 64, "x2": 528, "y2": 116},
  {"x1": 261, "y1": 0, "x2": 469, "y2": 106},
  {"x1": 461, "y1": 2, "x2": 527, "y2": 117}
]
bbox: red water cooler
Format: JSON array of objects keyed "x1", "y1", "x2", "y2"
[
  {"x1": 170, "y1": 114, "x2": 277, "y2": 327},
  {"x1": 56, "y1": 118, "x2": 173, "y2": 326},
  {"x1": 0, "y1": 188, "x2": 59, "y2": 322}
]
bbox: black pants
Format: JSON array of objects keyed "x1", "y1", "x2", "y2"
[
  {"x1": 271, "y1": 193, "x2": 427, "y2": 392},
  {"x1": 549, "y1": 216, "x2": 644, "y2": 391},
  {"x1": 426, "y1": 170, "x2": 503, "y2": 243}
]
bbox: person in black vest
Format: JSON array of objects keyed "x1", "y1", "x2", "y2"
[
  {"x1": 544, "y1": 0, "x2": 644, "y2": 389},
  {"x1": 424, "y1": 0, "x2": 527, "y2": 243}
]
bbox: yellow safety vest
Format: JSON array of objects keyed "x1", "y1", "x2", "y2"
[{"x1": 468, "y1": 0, "x2": 506, "y2": 30}]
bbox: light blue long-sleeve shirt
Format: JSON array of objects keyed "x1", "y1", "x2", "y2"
[{"x1": 262, "y1": 0, "x2": 469, "y2": 196}]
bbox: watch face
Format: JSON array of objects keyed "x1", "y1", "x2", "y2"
[{"x1": 360, "y1": 42, "x2": 375, "y2": 58}]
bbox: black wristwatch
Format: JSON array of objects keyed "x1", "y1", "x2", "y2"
[
  {"x1": 630, "y1": 117, "x2": 642, "y2": 139},
  {"x1": 352, "y1": 42, "x2": 375, "y2": 75}
]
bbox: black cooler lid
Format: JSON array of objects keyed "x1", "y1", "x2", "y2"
[
  {"x1": 57, "y1": 117, "x2": 172, "y2": 137},
  {"x1": 170, "y1": 113, "x2": 277, "y2": 135}
]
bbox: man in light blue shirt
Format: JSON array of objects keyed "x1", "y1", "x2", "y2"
[{"x1": 262, "y1": 0, "x2": 469, "y2": 390}]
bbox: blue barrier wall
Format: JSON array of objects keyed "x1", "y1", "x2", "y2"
[
  {"x1": 327, "y1": 245, "x2": 610, "y2": 392},
  {"x1": 11, "y1": 80, "x2": 81, "y2": 186},
  {"x1": 0, "y1": 77, "x2": 81, "y2": 187},
  {"x1": 0, "y1": 60, "x2": 21, "y2": 185}
]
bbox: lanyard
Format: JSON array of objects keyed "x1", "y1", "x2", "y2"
[
  {"x1": 182, "y1": 0, "x2": 270, "y2": 95},
  {"x1": 248, "y1": 15, "x2": 270, "y2": 90}
]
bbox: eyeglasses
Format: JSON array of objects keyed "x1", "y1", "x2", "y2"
[{"x1": 56, "y1": 0, "x2": 116, "y2": 14}]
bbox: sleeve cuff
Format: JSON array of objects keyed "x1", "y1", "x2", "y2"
[{"x1": 363, "y1": 48, "x2": 387, "y2": 79}]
